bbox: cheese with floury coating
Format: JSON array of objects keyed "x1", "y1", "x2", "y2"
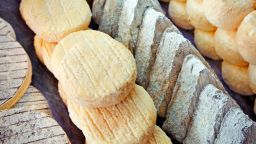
[
  {"x1": 222, "y1": 61, "x2": 254, "y2": 96},
  {"x1": 214, "y1": 29, "x2": 248, "y2": 66},
  {"x1": 194, "y1": 29, "x2": 220, "y2": 60},
  {"x1": 236, "y1": 11, "x2": 256, "y2": 64},
  {"x1": 168, "y1": 1, "x2": 194, "y2": 30},
  {"x1": 163, "y1": 55, "x2": 224, "y2": 142},
  {"x1": 184, "y1": 84, "x2": 235, "y2": 144},
  {"x1": 248, "y1": 64, "x2": 256, "y2": 94},
  {"x1": 0, "y1": 106, "x2": 69, "y2": 144},
  {"x1": 135, "y1": 8, "x2": 180, "y2": 89},
  {"x1": 0, "y1": 32, "x2": 30, "y2": 108},
  {"x1": 20, "y1": 0, "x2": 91, "y2": 42},
  {"x1": 97, "y1": 0, "x2": 162, "y2": 53},
  {"x1": 215, "y1": 107, "x2": 256, "y2": 144},
  {"x1": 148, "y1": 126, "x2": 172, "y2": 144},
  {"x1": 186, "y1": 0, "x2": 216, "y2": 31},
  {"x1": 57, "y1": 30, "x2": 136, "y2": 108},
  {"x1": 203, "y1": 0, "x2": 254, "y2": 30},
  {"x1": 147, "y1": 30, "x2": 209, "y2": 117},
  {"x1": 0, "y1": 18, "x2": 16, "y2": 40},
  {"x1": 67, "y1": 85, "x2": 157, "y2": 144}
]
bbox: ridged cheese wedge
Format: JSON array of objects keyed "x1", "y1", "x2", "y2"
[
  {"x1": 66, "y1": 85, "x2": 157, "y2": 144},
  {"x1": 20, "y1": 0, "x2": 91, "y2": 42},
  {"x1": 0, "y1": 28, "x2": 31, "y2": 110},
  {"x1": 56, "y1": 30, "x2": 136, "y2": 107},
  {"x1": 0, "y1": 106, "x2": 69, "y2": 144},
  {"x1": 0, "y1": 18, "x2": 16, "y2": 40}
]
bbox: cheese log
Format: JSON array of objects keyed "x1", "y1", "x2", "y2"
[
  {"x1": 203, "y1": 0, "x2": 254, "y2": 30},
  {"x1": 97, "y1": 0, "x2": 162, "y2": 52},
  {"x1": 147, "y1": 30, "x2": 210, "y2": 117},
  {"x1": 222, "y1": 61, "x2": 254, "y2": 96},
  {"x1": 214, "y1": 29, "x2": 248, "y2": 66},
  {"x1": 162, "y1": 55, "x2": 224, "y2": 142},
  {"x1": 57, "y1": 30, "x2": 136, "y2": 108},
  {"x1": 168, "y1": 1, "x2": 194, "y2": 30},
  {"x1": 0, "y1": 34, "x2": 31, "y2": 108},
  {"x1": 186, "y1": 0, "x2": 216, "y2": 31},
  {"x1": 184, "y1": 84, "x2": 235, "y2": 144},
  {"x1": 92, "y1": 0, "x2": 106, "y2": 25},
  {"x1": 67, "y1": 85, "x2": 157, "y2": 144},
  {"x1": 194, "y1": 29, "x2": 220, "y2": 60},
  {"x1": 0, "y1": 107, "x2": 69, "y2": 144},
  {"x1": 0, "y1": 18, "x2": 16, "y2": 40},
  {"x1": 135, "y1": 7, "x2": 180, "y2": 88},
  {"x1": 215, "y1": 107, "x2": 256, "y2": 144},
  {"x1": 148, "y1": 126, "x2": 172, "y2": 144},
  {"x1": 248, "y1": 64, "x2": 256, "y2": 93},
  {"x1": 236, "y1": 11, "x2": 256, "y2": 64}
]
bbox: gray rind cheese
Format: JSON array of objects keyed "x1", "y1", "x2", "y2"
[
  {"x1": 162, "y1": 55, "x2": 224, "y2": 142},
  {"x1": 135, "y1": 8, "x2": 179, "y2": 88},
  {"x1": 92, "y1": 0, "x2": 106, "y2": 25},
  {"x1": 183, "y1": 84, "x2": 235, "y2": 144},
  {"x1": 14, "y1": 86, "x2": 50, "y2": 114},
  {"x1": 147, "y1": 31, "x2": 208, "y2": 117},
  {"x1": 0, "y1": 107, "x2": 69, "y2": 144},
  {"x1": 215, "y1": 107, "x2": 256, "y2": 144},
  {"x1": 0, "y1": 18, "x2": 16, "y2": 40},
  {"x1": 98, "y1": 0, "x2": 124, "y2": 37},
  {"x1": 0, "y1": 33, "x2": 29, "y2": 106},
  {"x1": 95, "y1": 0, "x2": 162, "y2": 53}
]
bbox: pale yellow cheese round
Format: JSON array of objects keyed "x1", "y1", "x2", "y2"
[
  {"x1": 194, "y1": 29, "x2": 220, "y2": 60},
  {"x1": 20, "y1": 0, "x2": 92, "y2": 42},
  {"x1": 186, "y1": 0, "x2": 216, "y2": 31},
  {"x1": 203, "y1": 0, "x2": 254, "y2": 30},
  {"x1": 214, "y1": 29, "x2": 248, "y2": 66},
  {"x1": 236, "y1": 11, "x2": 256, "y2": 64},
  {"x1": 248, "y1": 64, "x2": 256, "y2": 94},
  {"x1": 34, "y1": 36, "x2": 56, "y2": 72},
  {"x1": 222, "y1": 61, "x2": 254, "y2": 96},
  {"x1": 148, "y1": 126, "x2": 172, "y2": 144},
  {"x1": 67, "y1": 85, "x2": 157, "y2": 144},
  {"x1": 168, "y1": 1, "x2": 194, "y2": 30},
  {"x1": 56, "y1": 30, "x2": 136, "y2": 107}
]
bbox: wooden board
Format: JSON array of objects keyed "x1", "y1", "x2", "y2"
[{"x1": 0, "y1": 1, "x2": 255, "y2": 144}]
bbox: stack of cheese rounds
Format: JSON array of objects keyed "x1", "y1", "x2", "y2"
[
  {"x1": 54, "y1": 30, "x2": 171, "y2": 144},
  {"x1": 167, "y1": 0, "x2": 256, "y2": 104},
  {"x1": 20, "y1": 0, "x2": 92, "y2": 72},
  {"x1": 20, "y1": 0, "x2": 173, "y2": 143}
]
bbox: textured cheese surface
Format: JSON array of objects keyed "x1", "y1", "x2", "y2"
[
  {"x1": 163, "y1": 54, "x2": 207, "y2": 141},
  {"x1": 0, "y1": 106, "x2": 69, "y2": 144},
  {"x1": 67, "y1": 85, "x2": 157, "y2": 144},
  {"x1": 20, "y1": 0, "x2": 91, "y2": 42},
  {"x1": 184, "y1": 84, "x2": 233, "y2": 144},
  {"x1": 34, "y1": 35, "x2": 56, "y2": 72},
  {"x1": 0, "y1": 33, "x2": 29, "y2": 106},
  {"x1": 57, "y1": 30, "x2": 136, "y2": 107},
  {"x1": 135, "y1": 8, "x2": 164, "y2": 88},
  {"x1": 215, "y1": 107, "x2": 255, "y2": 144},
  {"x1": 148, "y1": 126, "x2": 172, "y2": 144},
  {"x1": 0, "y1": 18, "x2": 16, "y2": 40}
]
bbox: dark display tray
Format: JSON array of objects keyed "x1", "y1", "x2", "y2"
[{"x1": 0, "y1": 1, "x2": 255, "y2": 144}]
